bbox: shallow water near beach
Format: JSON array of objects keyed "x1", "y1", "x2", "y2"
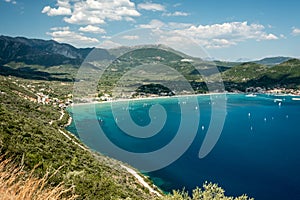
[{"x1": 67, "y1": 94, "x2": 300, "y2": 200}]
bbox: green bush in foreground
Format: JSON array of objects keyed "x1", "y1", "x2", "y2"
[{"x1": 162, "y1": 182, "x2": 253, "y2": 200}]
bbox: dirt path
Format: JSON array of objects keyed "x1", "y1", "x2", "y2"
[
  {"x1": 58, "y1": 129, "x2": 87, "y2": 151},
  {"x1": 121, "y1": 165, "x2": 162, "y2": 197},
  {"x1": 58, "y1": 109, "x2": 64, "y2": 121}
]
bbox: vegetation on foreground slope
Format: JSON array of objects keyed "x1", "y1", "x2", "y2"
[
  {"x1": 0, "y1": 157, "x2": 77, "y2": 200},
  {"x1": 0, "y1": 37, "x2": 258, "y2": 200},
  {"x1": 0, "y1": 75, "x2": 253, "y2": 199},
  {"x1": 0, "y1": 75, "x2": 157, "y2": 199}
]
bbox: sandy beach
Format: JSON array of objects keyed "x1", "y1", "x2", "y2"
[{"x1": 71, "y1": 92, "x2": 230, "y2": 107}]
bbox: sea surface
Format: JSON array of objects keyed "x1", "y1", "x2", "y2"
[{"x1": 67, "y1": 94, "x2": 300, "y2": 200}]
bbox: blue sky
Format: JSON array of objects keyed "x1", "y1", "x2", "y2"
[{"x1": 1, "y1": 0, "x2": 300, "y2": 60}]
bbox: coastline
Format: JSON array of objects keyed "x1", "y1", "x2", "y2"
[
  {"x1": 63, "y1": 91, "x2": 300, "y2": 197},
  {"x1": 121, "y1": 165, "x2": 163, "y2": 197},
  {"x1": 63, "y1": 92, "x2": 233, "y2": 197},
  {"x1": 71, "y1": 91, "x2": 300, "y2": 107},
  {"x1": 62, "y1": 104, "x2": 163, "y2": 197},
  {"x1": 71, "y1": 92, "x2": 231, "y2": 107},
  {"x1": 65, "y1": 114, "x2": 73, "y2": 127}
]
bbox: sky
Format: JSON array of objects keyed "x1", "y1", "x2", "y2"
[{"x1": 1, "y1": 0, "x2": 300, "y2": 61}]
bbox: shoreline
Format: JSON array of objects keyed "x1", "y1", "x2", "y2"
[
  {"x1": 63, "y1": 91, "x2": 300, "y2": 197},
  {"x1": 71, "y1": 92, "x2": 231, "y2": 107},
  {"x1": 121, "y1": 165, "x2": 163, "y2": 197},
  {"x1": 62, "y1": 104, "x2": 163, "y2": 197},
  {"x1": 64, "y1": 115, "x2": 73, "y2": 127},
  {"x1": 70, "y1": 91, "x2": 300, "y2": 107}
]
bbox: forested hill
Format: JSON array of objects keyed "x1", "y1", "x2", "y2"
[
  {"x1": 1, "y1": 35, "x2": 300, "y2": 95},
  {"x1": 0, "y1": 35, "x2": 256, "y2": 199},
  {"x1": 221, "y1": 59, "x2": 300, "y2": 91},
  {"x1": 0, "y1": 75, "x2": 159, "y2": 199},
  {"x1": 0, "y1": 35, "x2": 114, "y2": 66}
]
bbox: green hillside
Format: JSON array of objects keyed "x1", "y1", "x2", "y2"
[
  {"x1": 0, "y1": 75, "x2": 254, "y2": 199},
  {"x1": 0, "y1": 36, "x2": 258, "y2": 199},
  {"x1": 254, "y1": 56, "x2": 292, "y2": 66},
  {"x1": 267, "y1": 58, "x2": 300, "y2": 79},
  {"x1": 98, "y1": 47, "x2": 210, "y2": 97},
  {"x1": 0, "y1": 75, "x2": 158, "y2": 199},
  {"x1": 220, "y1": 58, "x2": 300, "y2": 91},
  {"x1": 222, "y1": 62, "x2": 268, "y2": 82}
]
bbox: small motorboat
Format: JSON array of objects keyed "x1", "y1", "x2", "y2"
[{"x1": 246, "y1": 93, "x2": 257, "y2": 97}]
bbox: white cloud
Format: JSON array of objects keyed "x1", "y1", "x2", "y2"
[
  {"x1": 139, "y1": 19, "x2": 165, "y2": 29},
  {"x1": 280, "y1": 34, "x2": 286, "y2": 39},
  {"x1": 157, "y1": 34, "x2": 194, "y2": 49},
  {"x1": 79, "y1": 25, "x2": 106, "y2": 34},
  {"x1": 137, "y1": 2, "x2": 165, "y2": 11},
  {"x1": 122, "y1": 35, "x2": 139, "y2": 40},
  {"x1": 261, "y1": 33, "x2": 278, "y2": 40},
  {"x1": 42, "y1": 0, "x2": 140, "y2": 25},
  {"x1": 47, "y1": 27, "x2": 99, "y2": 47},
  {"x1": 173, "y1": 3, "x2": 181, "y2": 7},
  {"x1": 292, "y1": 27, "x2": 300, "y2": 36},
  {"x1": 56, "y1": 0, "x2": 70, "y2": 7},
  {"x1": 42, "y1": 6, "x2": 72, "y2": 16},
  {"x1": 163, "y1": 11, "x2": 190, "y2": 17},
  {"x1": 124, "y1": 17, "x2": 136, "y2": 22},
  {"x1": 101, "y1": 35, "x2": 112, "y2": 39},
  {"x1": 42, "y1": 0, "x2": 72, "y2": 16},
  {"x1": 98, "y1": 40, "x2": 122, "y2": 49},
  {"x1": 138, "y1": 20, "x2": 279, "y2": 49},
  {"x1": 4, "y1": 0, "x2": 16, "y2": 4},
  {"x1": 207, "y1": 39, "x2": 236, "y2": 49},
  {"x1": 168, "y1": 22, "x2": 193, "y2": 29},
  {"x1": 172, "y1": 21, "x2": 278, "y2": 48},
  {"x1": 50, "y1": 26, "x2": 70, "y2": 31}
]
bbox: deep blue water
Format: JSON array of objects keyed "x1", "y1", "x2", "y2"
[{"x1": 67, "y1": 94, "x2": 300, "y2": 200}]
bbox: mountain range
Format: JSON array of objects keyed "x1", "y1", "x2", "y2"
[
  {"x1": 1, "y1": 35, "x2": 300, "y2": 92},
  {"x1": 1, "y1": 35, "x2": 295, "y2": 67},
  {"x1": 0, "y1": 35, "x2": 298, "y2": 199},
  {"x1": 254, "y1": 56, "x2": 292, "y2": 66},
  {"x1": 0, "y1": 35, "x2": 113, "y2": 66}
]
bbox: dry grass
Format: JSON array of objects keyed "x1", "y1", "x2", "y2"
[{"x1": 0, "y1": 157, "x2": 78, "y2": 200}]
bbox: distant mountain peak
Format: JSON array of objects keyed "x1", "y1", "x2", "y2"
[
  {"x1": 277, "y1": 58, "x2": 300, "y2": 66},
  {"x1": 254, "y1": 56, "x2": 292, "y2": 66},
  {"x1": 235, "y1": 58, "x2": 252, "y2": 62}
]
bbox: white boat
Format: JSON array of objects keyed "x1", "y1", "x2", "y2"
[
  {"x1": 246, "y1": 94, "x2": 257, "y2": 97},
  {"x1": 292, "y1": 97, "x2": 300, "y2": 101}
]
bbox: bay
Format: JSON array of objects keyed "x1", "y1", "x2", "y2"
[{"x1": 67, "y1": 94, "x2": 300, "y2": 200}]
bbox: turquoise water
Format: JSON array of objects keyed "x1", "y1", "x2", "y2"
[{"x1": 67, "y1": 94, "x2": 300, "y2": 199}]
